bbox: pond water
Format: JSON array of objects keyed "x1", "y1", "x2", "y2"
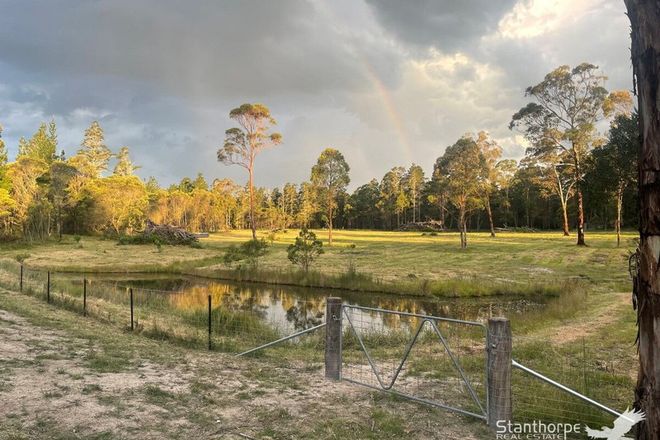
[{"x1": 56, "y1": 272, "x2": 551, "y2": 334}]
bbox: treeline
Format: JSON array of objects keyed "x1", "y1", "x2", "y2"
[{"x1": 0, "y1": 64, "x2": 638, "y2": 246}]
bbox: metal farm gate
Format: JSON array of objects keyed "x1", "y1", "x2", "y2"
[{"x1": 339, "y1": 304, "x2": 488, "y2": 421}]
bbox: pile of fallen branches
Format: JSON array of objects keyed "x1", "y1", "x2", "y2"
[
  {"x1": 118, "y1": 220, "x2": 199, "y2": 246},
  {"x1": 397, "y1": 220, "x2": 444, "y2": 232},
  {"x1": 143, "y1": 220, "x2": 199, "y2": 245}
]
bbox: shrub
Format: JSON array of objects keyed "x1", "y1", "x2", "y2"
[
  {"x1": 287, "y1": 228, "x2": 324, "y2": 272},
  {"x1": 223, "y1": 239, "x2": 270, "y2": 269}
]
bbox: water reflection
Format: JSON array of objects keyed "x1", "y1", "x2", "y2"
[{"x1": 63, "y1": 273, "x2": 547, "y2": 335}]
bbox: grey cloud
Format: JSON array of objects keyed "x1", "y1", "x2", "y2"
[
  {"x1": 364, "y1": 0, "x2": 518, "y2": 52},
  {"x1": 0, "y1": 0, "x2": 383, "y2": 104}
]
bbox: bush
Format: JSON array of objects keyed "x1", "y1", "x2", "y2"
[
  {"x1": 287, "y1": 228, "x2": 324, "y2": 272},
  {"x1": 223, "y1": 239, "x2": 269, "y2": 269}
]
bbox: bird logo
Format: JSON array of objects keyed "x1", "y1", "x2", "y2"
[{"x1": 585, "y1": 408, "x2": 645, "y2": 439}]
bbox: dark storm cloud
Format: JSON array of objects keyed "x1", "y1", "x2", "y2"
[
  {"x1": 0, "y1": 0, "x2": 378, "y2": 104},
  {"x1": 364, "y1": 0, "x2": 518, "y2": 52},
  {"x1": 0, "y1": 0, "x2": 635, "y2": 188}
]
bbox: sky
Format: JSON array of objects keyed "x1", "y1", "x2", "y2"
[{"x1": 0, "y1": 0, "x2": 633, "y2": 190}]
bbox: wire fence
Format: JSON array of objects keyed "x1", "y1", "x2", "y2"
[
  {"x1": 0, "y1": 259, "x2": 326, "y2": 358},
  {"x1": 511, "y1": 341, "x2": 636, "y2": 439},
  {"x1": 341, "y1": 305, "x2": 488, "y2": 419}
]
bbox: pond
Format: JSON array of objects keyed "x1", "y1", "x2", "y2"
[{"x1": 53, "y1": 272, "x2": 551, "y2": 335}]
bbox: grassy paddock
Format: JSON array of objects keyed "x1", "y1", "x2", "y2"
[
  {"x1": 0, "y1": 229, "x2": 637, "y2": 297},
  {"x1": 0, "y1": 230, "x2": 639, "y2": 438}
]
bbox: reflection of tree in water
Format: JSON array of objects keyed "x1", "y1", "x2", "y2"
[
  {"x1": 129, "y1": 276, "x2": 549, "y2": 332},
  {"x1": 221, "y1": 285, "x2": 269, "y2": 319},
  {"x1": 285, "y1": 302, "x2": 324, "y2": 331}
]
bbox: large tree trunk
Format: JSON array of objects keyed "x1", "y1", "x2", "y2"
[
  {"x1": 625, "y1": 1, "x2": 660, "y2": 438},
  {"x1": 576, "y1": 188, "x2": 586, "y2": 245},
  {"x1": 248, "y1": 167, "x2": 256, "y2": 240},
  {"x1": 554, "y1": 167, "x2": 571, "y2": 236},
  {"x1": 328, "y1": 193, "x2": 333, "y2": 245},
  {"x1": 616, "y1": 186, "x2": 624, "y2": 247},
  {"x1": 561, "y1": 201, "x2": 570, "y2": 236},
  {"x1": 459, "y1": 207, "x2": 467, "y2": 249},
  {"x1": 439, "y1": 195, "x2": 446, "y2": 228},
  {"x1": 525, "y1": 188, "x2": 531, "y2": 227},
  {"x1": 485, "y1": 194, "x2": 496, "y2": 237}
]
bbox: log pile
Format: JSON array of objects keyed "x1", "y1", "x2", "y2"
[
  {"x1": 142, "y1": 220, "x2": 199, "y2": 245},
  {"x1": 397, "y1": 221, "x2": 444, "y2": 232}
]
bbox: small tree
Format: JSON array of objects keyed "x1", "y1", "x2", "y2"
[
  {"x1": 223, "y1": 238, "x2": 269, "y2": 269},
  {"x1": 287, "y1": 227, "x2": 324, "y2": 272},
  {"x1": 311, "y1": 148, "x2": 350, "y2": 245}
]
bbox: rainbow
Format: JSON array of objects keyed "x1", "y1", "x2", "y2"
[{"x1": 360, "y1": 59, "x2": 413, "y2": 164}]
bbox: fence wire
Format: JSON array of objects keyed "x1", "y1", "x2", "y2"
[
  {"x1": 0, "y1": 260, "x2": 326, "y2": 359},
  {"x1": 341, "y1": 305, "x2": 487, "y2": 419},
  {"x1": 511, "y1": 341, "x2": 636, "y2": 439}
]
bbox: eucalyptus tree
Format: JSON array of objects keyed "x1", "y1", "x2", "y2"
[
  {"x1": 624, "y1": 1, "x2": 660, "y2": 436},
  {"x1": 475, "y1": 131, "x2": 502, "y2": 237},
  {"x1": 404, "y1": 164, "x2": 425, "y2": 223},
  {"x1": 0, "y1": 124, "x2": 6, "y2": 168},
  {"x1": 510, "y1": 63, "x2": 631, "y2": 245},
  {"x1": 310, "y1": 148, "x2": 350, "y2": 245},
  {"x1": 436, "y1": 136, "x2": 485, "y2": 249},
  {"x1": 47, "y1": 162, "x2": 79, "y2": 239},
  {"x1": 379, "y1": 166, "x2": 405, "y2": 229},
  {"x1": 113, "y1": 146, "x2": 140, "y2": 176},
  {"x1": 495, "y1": 159, "x2": 517, "y2": 227},
  {"x1": 18, "y1": 121, "x2": 58, "y2": 164},
  {"x1": 590, "y1": 113, "x2": 638, "y2": 246},
  {"x1": 217, "y1": 104, "x2": 282, "y2": 239},
  {"x1": 76, "y1": 121, "x2": 112, "y2": 177}
]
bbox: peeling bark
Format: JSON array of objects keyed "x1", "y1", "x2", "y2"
[{"x1": 625, "y1": 1, "x2": 660, "y2": 438}]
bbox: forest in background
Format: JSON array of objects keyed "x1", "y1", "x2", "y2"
[{"x1": 0, "y1": 63, "x2": 638, "y2": 245}]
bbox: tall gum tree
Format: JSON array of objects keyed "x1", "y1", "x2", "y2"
[
  {"x1": 624, "y1": 1, "x2": 660, "y2": 438},
  {"x1": 436, "y1": 136, "x2": 485, "y2": 249},
  {"x1": 310, "y1": 148, "x2": 350, "y2": 245},
  {"x1": 475, "y1": 131, "x2": 503, "y2": 237},
  {"x1": 510, "y1": 63, "x2": 632, "y2": 245},
  {"x1": 217, "y1": 104, "x2": 282, "y2": 240}
]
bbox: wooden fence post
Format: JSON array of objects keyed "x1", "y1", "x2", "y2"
[
  {"x1": 208, "y1": 294, "x2": 212, "y2": 351},
  {"x1": 130, "y1": 288, "x2": 134, "y2": 331},
  {"x1": 325, "y1": 297, "x2": 342, "y2": 380},
  {"x1": 83, "y1": 278, "x2": 87, "y2": 315},
  {"x1": 488, "y1": 317, "x2": 512, "y2": 431}
]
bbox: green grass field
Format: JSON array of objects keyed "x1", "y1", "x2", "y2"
[
  {"x1": 0, "y1": 229, "x2": 638, "y2": 297},
  {"x1": 0, "y1": 229, "x2": 640, "y2": 437}
]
